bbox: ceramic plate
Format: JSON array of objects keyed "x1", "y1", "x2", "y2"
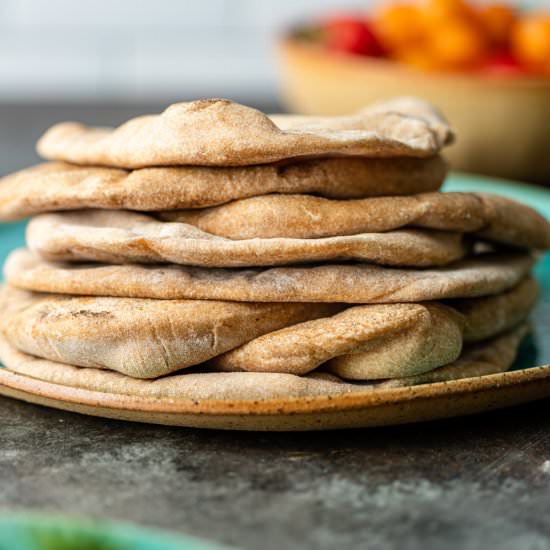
[
  {"x1": 0, "y1": 514, "x2": 229, "y2": 550},
  {"x1": 0, "y1": 173, "x2": 549, "y2": 431}
]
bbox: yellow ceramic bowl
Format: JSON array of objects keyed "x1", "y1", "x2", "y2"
[{"x1": 278, "y1": 38, "x2": 550, "y2": 185}]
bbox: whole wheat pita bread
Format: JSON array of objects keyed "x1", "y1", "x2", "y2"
[
  {"x1": 0, "y1": 280, "x2": 534, "y2": 381},
  {"x1": 0, "y1": 325, "x2": 527, "y2": 401},
  {"x1": 27, "y1": 210, "x2": 468, "y2": 268},
  {"x1": 5, "y1": 249, "x2": 534, "y2": 303},
  {"x1": 0, "y1": 335, "x2": 368, "y2": 400},
  {"x1": 213, "y1": 303, "x2": 464, "y2": 378},
  {"x1": 0, "y1": 157, "x2": 447, "y2": 221},
  {"x1": 36, "y1": 97, "x2": 453, "y2": 168},
  {"x1": 449, "y1": 276, "x2": 538, "y2": 342},
  {"x1": 161, "y1": 192, "x2": 550, "y2": 250},
  {"x1": 0, "y1": 286, "x2": 340, "y2": 379},
  {"x1": 327, "y1": 277, "x2": 537, "y2": 379},
  {"x1": 211, "y1": 278, "x2": 536, "y2": 379},
  {"x1": 379, "y1": 323, "x2": 529, "y2": 388}
]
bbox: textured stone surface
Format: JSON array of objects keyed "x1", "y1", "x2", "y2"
[{"x1": 2, "y1": 395, "x2": 550, "y2": 550}]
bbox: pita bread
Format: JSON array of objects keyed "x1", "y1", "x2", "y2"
[
  {"x1": 36, "y1": 97, "x2": 453, "y2": 168},
  {"x1": 0, "y1": 335, "x2": 368, "y2": 400},
  {"x1": 211, "y1": 278, "x2": 536, "y2": 379},
  {"x1": 380, "y1": 323, "x2": 529, "y2": 388},
  {"x1": 213, "y1": 303, "x2": 464, "y2": 378},
  {"x1": 0, "y1": 286, "x2": 340, "y2": 379},
  {"x1": 0, "y1": 279, "x2": 534, "y2": 381},
  {"x1": 327, "y1": 277, "x2": 536, "y2": 379},
  {"x1": 450, "y1": 275, "x2": 538, "y2": 342},
  {"x1": 5, "y1": 249, "x2": 534, "y2": 303},
  {"x1": 0, "y1": 157, "x2": 447, "y2": 221},
  {"x1": 0, "y1": 325, "x2": 527, "y2": 401},
  {"x1": 161, "y1": 192, "x2": 550, "y2": 250},
  {"x1": 27, "y1": 210, "x2": 468, "y2": 268}
]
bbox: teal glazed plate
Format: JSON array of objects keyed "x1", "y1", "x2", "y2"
[
  {"x1": 0, "y1": 515, "x2": 230, "y2": 550},
  {"x1": 0, "y1": 173, "x2": 549, "y2": 430}
]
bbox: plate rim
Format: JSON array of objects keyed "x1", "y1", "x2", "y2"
[
  {"x1": 1, "y1": 364, "x2": 550, "y2": 417},
  {"x1": 0, "y1": 513, "x2": 227, "y2": 550}
]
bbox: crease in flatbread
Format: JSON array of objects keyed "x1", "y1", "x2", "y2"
[
  {"x1": 212, "y1": 278, "x2": 536, "y2": 379},
  {"x1": 213, "y1": 302, "x2": 465, "y2": 378},
  {"x1": 0, "y1": 324, "x2": 528, "y2": 401},
  {"x1": 0, "y1": 286, "x2": 340, "y2": 379}
]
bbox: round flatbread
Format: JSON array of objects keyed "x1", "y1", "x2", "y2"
[
  {"x1": 5, "y1": 249, "x2": 535, "y2": 303},
  {"x1": 26, "y1": 210, "x2": 468, "y2": 268},
  {"x1": 0, "y1": 156, "x2": 446, "y2": 221},
  {"x1": 161, "y1": 192, "x2": 550, "y2": 250},
  {"x1": 0, "y1": 325, "x2": 528, "y2": 401},
  {"x1": 0, "y1": 279, "x2": 535, "y2": 381},
  {"x1": 0, "y1": 286, "x2": 339, "y2": 379},
  {"x1": 212, "y1": 277, "x2": 537, "y2": 379},
  {"x1": 36, "y1": 97, "x2": 453, "y2": 168}
]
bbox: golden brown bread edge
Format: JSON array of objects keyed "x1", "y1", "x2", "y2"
[
  {"x1": 0, "y1": 156, "x2": 447, "y2": 221},
  {"x1": 0, "y1": 324, "x2": 528, "y2": 402},
  {"x1": 36, "y1": 97, "x2": 453, "y2": 168},
  {"x1": 5, "y1": 249, "x2": 535, "y2": 303},
  {"x1": 0, "y1": 278, "x2": 536, "y2": 380},
  {"x1": 211, "y1": 277, "x2": 537, "y2": 379},
  {"x1": 26, "y1": 210, "x2": 469, "y2": 268},
  {"x1": 160, "y1": 192, "x2": 550, "y2": 250}
]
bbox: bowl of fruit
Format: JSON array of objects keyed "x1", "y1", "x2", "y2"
[{"x1": 278, "y1": 1, "x2": 550, "y2": 184}]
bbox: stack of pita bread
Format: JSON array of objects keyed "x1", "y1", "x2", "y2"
[{"x1": 0, "y1": 97, "x2": 549, "y2": 405}]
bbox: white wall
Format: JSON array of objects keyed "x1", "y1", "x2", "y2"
[{"x1": 0, "y1": 0, "x2": 369, "y2": 102}]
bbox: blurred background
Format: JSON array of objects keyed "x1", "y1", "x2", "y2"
[
  {"x1": 0, "y1": 0, "x2": 329, "y2": 174},
  {"x1": 0, "y1": 0, "x2": 338, "y2": 104},
  {"x1": 0, "y1": 0, "x2": 548, "y2": 181}
]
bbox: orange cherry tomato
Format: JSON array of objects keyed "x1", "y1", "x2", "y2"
[
  {"x1": 428, "y1": 17, "x2": 489, "y2": 69},
  {"x1": 373, "y1": 3, "x2": 426, "y2": 51},
  {"x1": 479, "y1": 4, "x2": 517, "y2": 47},
  {"x1": 421, "y1": 0, "x2": 476, "y2": 23},
  {"x1": 511, "y1": 14, "x2": 550, "y2": 75}
]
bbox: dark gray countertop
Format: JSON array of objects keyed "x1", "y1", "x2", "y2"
[
  {"x1": 3, "y1": 396, "x2": 550, "y2": 550},
  {"x1": 1, "y1": 102, "x2": 550, "y2": 550}
]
